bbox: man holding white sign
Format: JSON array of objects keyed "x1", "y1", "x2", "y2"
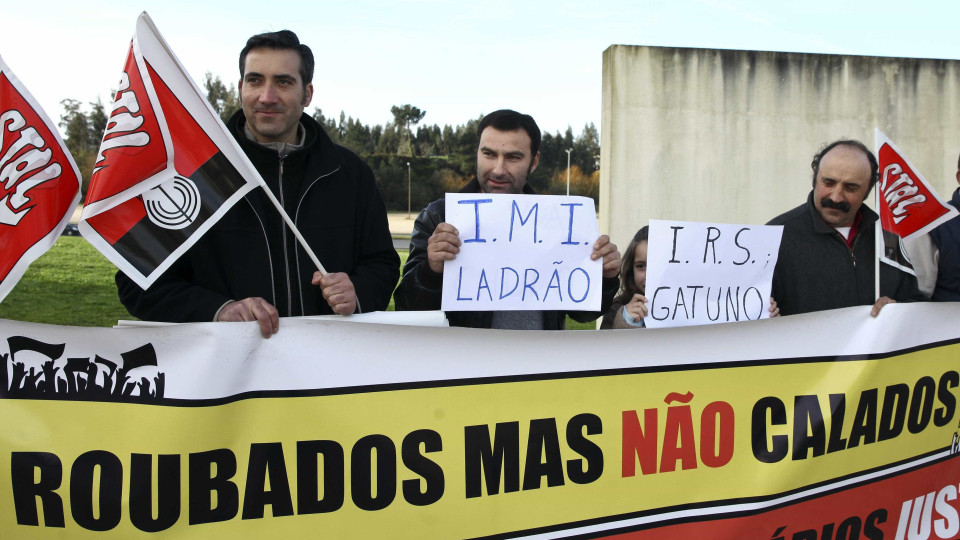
[
  {"x1": 394, "y1": 110, "x2": 621, "y2": 329},
  {"x1": 768, "y1": 139, "x2": 922, "y2": 316}
]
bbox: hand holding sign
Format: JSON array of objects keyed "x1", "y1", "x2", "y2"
[
  {"x1": 427, "y1": 223, "x2": 462, "y2": 274},
  {"x1": 593, "y1": 235, "x2": 621, "y2": 278}
]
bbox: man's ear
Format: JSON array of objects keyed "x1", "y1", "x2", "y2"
[
  {"x1": 955, "y1": 170, "x2": 960, "y2": 186},
  {"x1": 303, "y1": 83, "x2": 314, "y2": 107},
  {"x1": 529, "y1": 152, "x2": 540, "y2": 175}
]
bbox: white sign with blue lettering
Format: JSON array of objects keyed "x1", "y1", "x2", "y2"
[
  {"x1": 442, "y1": 194, "x2": 602, "y2": 312},
  {"x1": 645, "y1": 220, "x2": 783, "y2": 328}
]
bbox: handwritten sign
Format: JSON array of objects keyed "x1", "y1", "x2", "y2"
[
  {"x1": 644, "y1": 220, "x2": 783, "y2": 328},
  {"x1": 442, "y1": 194, "x2": 602, "y2": 312}
]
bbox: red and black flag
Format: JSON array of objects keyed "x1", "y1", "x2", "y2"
[
  {"x1": 0, "y1": 55, "x2": 81, "y2": 303},
  {"x1": 873, "y1": 130, "x2": 959, "y2": 277},
  {"x1": 79, "y1": 12, "x2": 262, "y2": 289}
]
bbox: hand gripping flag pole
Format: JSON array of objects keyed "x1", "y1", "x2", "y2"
[
  {"x1": 79, "y1": 12, "x2": 326, "y2": 291},
  {"x1": 0, "y1": 55, "x2": 82, "y2": 303}
]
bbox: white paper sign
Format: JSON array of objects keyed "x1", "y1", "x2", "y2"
[
  {"x1": 644, "y1": 220, "x2": 783, "y2": 328},
  {"x1": 442, "y1": 194, "x2": 602, "y2": 311}
]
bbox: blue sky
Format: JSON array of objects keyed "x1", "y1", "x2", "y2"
[{"x1": 2, "y1": 0, "x2": 955, "y2": 134}]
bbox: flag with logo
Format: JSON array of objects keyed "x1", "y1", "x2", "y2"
[
  {"x1": 0, "y1": 55, "x2": 81, "y2": 303},
  {"x1": 873, "y1": 130, "x2": 959, "y2": 276},
  {"x1": 79, "y1": 12, "x2": 263, "y2": 289},
  {"x1": 875, "y1": 129, "x2": 958, "y2": 241}
]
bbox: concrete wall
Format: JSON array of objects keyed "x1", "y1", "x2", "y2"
[{"x1": 600, "y1": 45, "x2": 960, "y2": 250}]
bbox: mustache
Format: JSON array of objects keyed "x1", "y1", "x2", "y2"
[{"x1": 820, "y1": 198, "x2": 851, "y2": 213}]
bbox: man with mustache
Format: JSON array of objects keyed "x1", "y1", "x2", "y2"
[
  {"x1": 767, "y1": 139, "x2": 922, "y2": 316},
  {"x1": 116, "y1": 30, "x2": 399, "y2": 338},
  {"x1": 394, "y1": 109, "x2": 621, "y2": 329}
]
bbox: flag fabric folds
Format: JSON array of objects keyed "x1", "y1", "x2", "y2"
[
  {"x1": 79, "y1": 12, "x2": 263, "y2": 289},
  {"x1": 873, "y1": 130, "x2": 959, "y2": 276},
  {"x1": 0, "y1": 55, "x2": 81, "y2": 303}
]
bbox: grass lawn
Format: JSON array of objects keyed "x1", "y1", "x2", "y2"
[
  {"x1": 0, "y1": 237, "x2": 597, "y2": 329},
  {"x1": 0, "y1": 237, "x2": 129, "y2": 326}
]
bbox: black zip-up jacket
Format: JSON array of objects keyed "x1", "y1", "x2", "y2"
[
  {"x1": 767, "y1": 191, "x2": 923, "y2": 316},
  {"x1": 116, "y1": 111, "x2": 399, "y2": 322},
  {"x1": 393, "y1": 178, "x2": 618, "y2": 329},
  {"x1": 928, "y1": 188, "x2": 960, "y2": 301}
]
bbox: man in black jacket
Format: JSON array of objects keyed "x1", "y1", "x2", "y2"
[
  {"x1": 116, "y1": 30, "x2": 399, "y2": 337},
  {"x1": 768, "y1": 139, "x2": 922, "y2": 316},
  {"x1": 393, "y1": 109, "x2": 620, "y2": 329}
]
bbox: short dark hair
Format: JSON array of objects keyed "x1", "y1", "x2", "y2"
[
  {"x1": 956, "y1": 152, "x2": 959, "y2": 171},
  {"x1": 811, "y1": 139, "x2": 879, "y2": 190},
  {"x1": 477, "y1": 109, "x2": 541, "y2": 156},
  {"x1": 239, "y1": 30, "x2": 314, "y2": 90}
]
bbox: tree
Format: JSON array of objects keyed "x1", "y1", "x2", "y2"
[
  {"x1": 52, "y1": 90, "x2": 602, "y2": 208},
  {"x1": 574, "y1": 123, "x2": 600, "y2": 174},
  {"x1": 312, "y1": 108, "x2": 340, "y2": 142},
  {"x1": 59, "y1": 99, "x2": 91, "y2": 156},
  {"x1": 87, "y1": 99, "x2": 108, "y2": 149},
  {"x1": 203, "y1": 72, "x2": 240, "y2": 123},
  {"x1": 550, "y1": 165, "x2": 599, "y2": 202},
  {"x1": 58, "y1": 99, "x2": 107, "y2": 195},
  {"x1": 342, "y1": 116, "x2": 375, "y2": 154},
  {"x1": 390, "y1": 104, "x2": 426, "y2": 156},
  {"x1": 376, "y1": 124, "x2": 401, "y2": 155}
]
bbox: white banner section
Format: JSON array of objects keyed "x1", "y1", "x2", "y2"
[
  {"x1": 0, "y1": 303, "x2": 957, "y2": 402},
  {"x1": 441, "y1": 193, "x2": 602, "y2": 312},
  {"x1": 645, "y1": 220, "x2": 783, "y2": 328}
]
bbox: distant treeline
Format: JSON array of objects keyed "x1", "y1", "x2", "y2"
[{"x1": 58, "y1": 74, "x2": 601, "y2": 211}]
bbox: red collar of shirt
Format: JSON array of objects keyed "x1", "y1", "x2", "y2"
[{"x1": 836, "y1": 211, "x2": 862, "y2": 248}]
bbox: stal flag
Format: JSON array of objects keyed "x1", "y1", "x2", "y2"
[
  {"x1": 873, "y1": 129, "x2": 959, "y2": 275},
  {"x1": 0, "y1": 55, "x2": 81, "y2": 303},
  {"x1": 875, "y1": 129, "x2": 958, "y2": 240},
  {"x1": 79, "y1": 12, "x2": 263, "y2": 289}
]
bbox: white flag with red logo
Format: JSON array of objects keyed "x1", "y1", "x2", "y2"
[
  {"x1": 79, "y1": 12, "x2": 263, "y2": 289},
  {"x1": 0, "y1": 56, "x2": 81, "y2": 303},
  {"x1": 875, "y1": 130, "x2": 958, "y2": 241}
]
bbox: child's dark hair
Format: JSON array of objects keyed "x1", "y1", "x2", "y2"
[{"x1": 614, "y1": 226, "x2": 649, "y2": 304}]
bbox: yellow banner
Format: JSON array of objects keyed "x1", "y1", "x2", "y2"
[{"x1": 1, "y1": 304, "x2": 959, "y2": 538}]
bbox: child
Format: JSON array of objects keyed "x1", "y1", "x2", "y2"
[{"x1": 601, "y1": 226, "x2": 648, "y2": 329}]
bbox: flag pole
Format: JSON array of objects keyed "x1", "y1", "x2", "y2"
[
  {"x1": 873, "y1": 128, "x2": 881, "y2": 301},
  {"x1": 257, "y1": 185, "x2": 328, "y2": 275}
]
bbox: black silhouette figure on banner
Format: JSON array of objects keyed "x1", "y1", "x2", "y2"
[{"x1": 1, "y1": 337, "x2": 165, "y2": 401}]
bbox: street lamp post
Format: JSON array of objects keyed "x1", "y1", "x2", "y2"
[
  {"x1": 565, "y1": 148, "x2": 572, "y2": 196},
  {"x1": 406, "y1": 162, "x2": 411, "y2": 219}
]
